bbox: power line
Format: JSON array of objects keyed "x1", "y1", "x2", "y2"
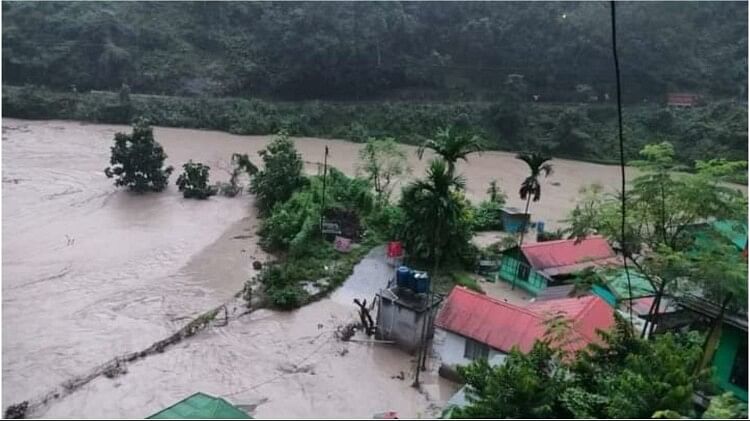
[{"x1": 610, "y1": 1, "x2": 634, "y2": 330}]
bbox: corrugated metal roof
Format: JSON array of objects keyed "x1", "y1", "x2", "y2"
[
  {"x1": 147, "y1": 393, "x2": 252, "y2": 419},
  {"x1": 535, "y1": 284, "x2": 575, "y2": 301},
  {"x1": 521, "y1": 236, "x2": 619, "y2": 276},
  {"x1": 435, "y1": 287, "x2": 615, "y2": 354}
]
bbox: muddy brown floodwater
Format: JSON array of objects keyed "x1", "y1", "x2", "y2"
[{"x1": 5, "y1": 119, "x2": 742, "y2": 418}]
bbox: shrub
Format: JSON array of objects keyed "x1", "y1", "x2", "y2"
[
  {"x1": 473, "y1": 200, "x2": 504, "y2": 231},
  {"x1": 249, "y1": 131, "x2": 307, "y2": 215},
  {"x1": 104, "y1": 118, "x2": 173, "y2": 192},
  {"x1": 176, "y1": 160, "x2": 216, "y2": 199}
]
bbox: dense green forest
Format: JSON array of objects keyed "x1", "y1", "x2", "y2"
[
  {"x1": 2, "y1": 2, "x2": 748, "y2": 164},
  {"x1": 3, "y1": 1, "x2": 746, "y2": 100}
]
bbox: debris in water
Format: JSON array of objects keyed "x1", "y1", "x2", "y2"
[
  {"x1": 391, "y1": 371, "x2": 405, "y2": 381},
  {"x1": 4, "y1": 401, "x2": 28, "y2": 419},
  {"x1": 253, "y1": 261, "x2": 262, "y2": 270},
  {"x1": 335, "y1": 322, "x2": 357, "y2": 341}
]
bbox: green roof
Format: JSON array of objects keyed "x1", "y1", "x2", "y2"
[
  {"x1": 602, "y1": 270, "x2": 655, "y2": 300},
  {"x1": 147, "y1": 393, "x2": 252, "y2": 419},
  {"x1": 711, "y1": 220, "x2": 748, "y2": 250}
]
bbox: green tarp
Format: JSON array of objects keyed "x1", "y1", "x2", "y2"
[
  {"x1": 711, "y1": 220, "x2": 748, "y2": 250},
  {"x1": 147, "y1": 393, "x2": 252, "y2": 419},
  {"x1": 602, "y1": 270, "x2": 655, "y2": 301}
]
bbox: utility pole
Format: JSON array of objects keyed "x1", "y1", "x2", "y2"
[{"x1": 320, "y1": 145, "x2": 329, "y2": 231}]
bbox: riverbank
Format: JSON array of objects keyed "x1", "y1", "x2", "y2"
[{"x1": 4, "y1": 85, "x2": 747, "y2": 166}]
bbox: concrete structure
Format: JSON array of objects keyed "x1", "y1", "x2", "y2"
[
  {"x1": 433, "y1": 287, "x2": 615, "y2": 378},
  {"x1": 375, "y1": 285, "x2": 442, "y2": 354}
]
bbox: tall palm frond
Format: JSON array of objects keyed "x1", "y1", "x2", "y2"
[
  {"x1": 516, "y1": 152, "x2": 553, "y2": 202},
  {"x1": 417, "y1": 127, "x2": 484, "y2": 174}
]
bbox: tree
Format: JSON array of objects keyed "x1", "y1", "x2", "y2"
[
  {"x1": 216, "y1": 153, "x2": 259, "y2": 197},
  {"x1": 176, "y1": 160, "x2": 216, "y2": 199},
  {"x1": 104, "y1": 119, "x2": 173, "y2": 192},
  {"x1": 702, "y1": 393, "x2": 749, "y2": 419},
  {"x1": 400, "y1": 159, "x2": 473, "y2": 270},
  {"x1": 565, "y1": 142, "x2": 747, "y2": 338},
  {"x1": 357, "y1": 137, "x2": 410, "y2": 201},
  {"x1": 249, "y1": 131, "x2": 306, "y2": 215},
  {"x1": 416, "y1": 126, "x2": 484, "y2": 176},
  {"x1": 451, "y1": 317, "x2": 706, "y2": 419}
]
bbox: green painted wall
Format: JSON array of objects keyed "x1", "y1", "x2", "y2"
[
  {"x1": 712, "y1": 324, "x2": 748, "y2": 402},
  {"x1": 497, "y1": 255, "x2": 547, "y2": 296}
]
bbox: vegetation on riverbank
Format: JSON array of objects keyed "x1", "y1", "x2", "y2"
[{"x1": 4, "y1": 85, "x2": 747, "y2": 166}]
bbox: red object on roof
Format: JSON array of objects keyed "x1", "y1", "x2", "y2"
[
  {"x1": 435, "y1": 287, "x2": 615, "y2": 354},
  {"x1": 520, "y1": 236, "x2": 621, "y2": 277}
]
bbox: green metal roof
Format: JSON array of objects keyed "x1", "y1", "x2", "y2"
[
  {"x1": 602, "y1": 270, "x2": 655, "y2": 300},
  {"x1": 147, "y1": 393, "x2": 252, "y2": 419},
  {"x1": 711, "y1": 220, "x2": 748, "y2": 250}
]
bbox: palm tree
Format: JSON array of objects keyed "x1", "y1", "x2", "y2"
[
  {"x1": 417, "y1": 126, "x2": 484, "y2": 175},
  {"x1": 513, "y1": 152, "x2": 553, "y2": 289},
  {"x1": 402, "y1": 158, "x2": 467, "y2": 271}
]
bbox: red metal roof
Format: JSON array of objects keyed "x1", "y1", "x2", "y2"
[
  {"x1": 521, "y1": 236, "x2": 620, "y2": 276},
  {"x1": 435, "y1": 287, "x2": 615, "y2": 354}
]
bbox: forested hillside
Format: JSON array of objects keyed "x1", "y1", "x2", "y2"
[{"x1": 3, "y1": 1, "x2": 747, "y2": 101}]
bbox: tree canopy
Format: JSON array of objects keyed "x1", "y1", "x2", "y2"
[{"x1": 3, "y1": 2, "x2": 746, "y2": 102}]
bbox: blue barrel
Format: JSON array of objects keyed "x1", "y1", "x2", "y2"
[
  {"x1": 537, "y1": 221, "x2": 545, "y2": 234},
  {"x1": 397, "y1": 266, "x2": 411, "y2": 288},
  {"x1": 413, "y1": 271, "x2": 430, "y2": 293}
]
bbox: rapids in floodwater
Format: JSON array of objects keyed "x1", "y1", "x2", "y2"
[{"x1": 2, "y1": 119, "x2": 457, "y2": 418}]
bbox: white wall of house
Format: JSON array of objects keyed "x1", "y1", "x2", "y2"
[{"x1": 434, "y1": 328, "x2": 506, "y2": 372}]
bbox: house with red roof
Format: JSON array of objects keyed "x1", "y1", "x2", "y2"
[
  {"x1": 497, "y1": 235, "x2": 622, "y2": 296},
  {"x1": 433, "y1": 286, "x2": 615, "y2": 377}
]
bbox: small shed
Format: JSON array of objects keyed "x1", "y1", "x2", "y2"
[
  {"x1": 500, "y1": 207, "x2": 530, "y2": 233},
  {"x1": 147, "y1": 393, "x2": 252, "y2": 419},
  {"x1": 592, "y1": 270, "x2": 655, "y2": 308}
]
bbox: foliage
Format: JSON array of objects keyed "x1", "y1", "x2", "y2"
[
  {"x1": 451, "y1": 272, "x2": 484, "y2": 294},
  {"x1": 4, "y1": 86, "x2": 747, "y2": 166},
  {"x1": 249, "y1": 131, "x2": 306, "y2": 215},
  {"x1": 357, "y1": 137, "x2": 410, "y2": 201},
  {"x1": 103, "y1": 118, "x2": 173, "y2": 192},
  {"x1": 175, "y1": 160, "x2": 216, "y2": 199},
  {"x1": 417, "y1": 126, "x2": 484, "y2": 175},
  {"x1": 400, "y1": 159, "x2": 474, "y2": 269},
  {"x1": 451, "y1": 317, "x2": 707, "y2": 419},
  {"x1": 537, "y1": 228, "x2": 566, "y2": 242},
  {"x1": 702, "y1": 393, "x2": 749, "y2": 419},
  {"x1": 3, "y1": 3, "x2": 745, "y2": 101},
  {"x1": 486, "y1": 179, "x2": 507, "y2": 204},
  {"x1": 473, "y1": 200, "x2": 504, "y2": 231},
  {"x1": 516, "y1": 152, "x2": 553, "y2": 203}
]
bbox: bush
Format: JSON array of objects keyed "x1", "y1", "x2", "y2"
[
  {"x1": 452, "y1": 272, "x2": 485, "y2": 293},
  {"x1": 249, "y1": 131, "x2": 307, "y2": 215},
  {"x1": 175, "y1": 160, "x2": 216, "y2": 199},
  {"x1": 473, "y1": 200, "x2": 504, "y2": 231},
  {"x1": 103, "y1": 118, "x2": 173, "y2": 192}
]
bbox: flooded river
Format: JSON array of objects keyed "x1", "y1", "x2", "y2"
[{"x1": 5, "y1": 118, "x2": 731, "y2": 418}]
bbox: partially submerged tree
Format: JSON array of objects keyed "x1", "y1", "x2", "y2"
[
  {"x1": 249, "y1": 131, "x2": 306, "y2": 215},
  {"x1": 216, "y1": 153, "x2": 259, "y2": 197},
  {"x1": 176, "y1": 160, "x2": 216, "y2": 199},
  {"x1": 357, "y1": 137, "x2": 410, "y2": 201},
  {"x1": 104, "y1": 119, "x2": 173, "y2": 192}
]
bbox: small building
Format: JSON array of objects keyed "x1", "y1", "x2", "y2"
[
  {"x1": 497, "y1": 235, "x2": 622, "y2": 296},
  {"x1": 148, "y1": 392, "x2": 252, "y2": 419},
  {"x1": 666, "y1": 92, "x2": 701, "y2": 107},
  {"x1": 678, "y1": 296, "x2": 748, "y2": 403},
  {"x1": 376, "y1": 284, "x2": 442, "y2": 353},
  {"x1": 592, "y1": 270, "x2": 655, "y2": 308},
  {"x1": 499, "y1": 207, "x2": 530, "y2": 233},
  {"x1": 433, "y1": 287, "x2": 615, "y2": 377}
]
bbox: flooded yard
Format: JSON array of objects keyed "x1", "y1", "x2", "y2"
[{"x1": 2, "y1": 118, "x2": 663, "y2": 417}]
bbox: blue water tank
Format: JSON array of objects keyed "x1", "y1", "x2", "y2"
[
  {"x1": 397, "y1": 266, "x2": 411, "y2": 289},
  {"x1": 537, "y1": 221, "x2": 545, "y2": 234}
]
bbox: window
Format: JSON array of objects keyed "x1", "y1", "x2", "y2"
[
  {"x1": 730, "y1": 340, "x2": 747, "y2": 389},
  {"x1": 464, "y1": 338, "x2": 490, "y2": 360},
  {"x1": 517, "y1": 263, "x2": 530, "y2": 281}
]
